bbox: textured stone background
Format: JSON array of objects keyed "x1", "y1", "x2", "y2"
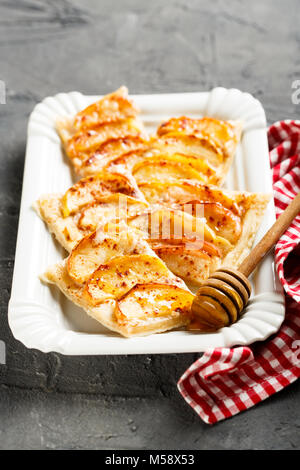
[{"x1": 0, "y1": 0, "x2": 300, "y2": 449}]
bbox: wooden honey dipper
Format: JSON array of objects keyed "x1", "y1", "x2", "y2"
[{"x1": 190, "y1": 192, "x2": 300, "y2": 331}]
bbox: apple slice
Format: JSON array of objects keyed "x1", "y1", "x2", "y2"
[
  {"x1": 66, "y1": 118, "x2": 146, "y2": 159},
  {"x1": 83, "y1": 254, "x2": 175, "y2": 306},
  {"x1": 104, "y1": 146, "x2": 157, "y2": 174},
  {"x1": 132, "y1": 156, "x2": 207, "y2": 184},
  {"x1": 66, "y1": 224, "x2": 151, "y2": 284},
  {"x1": 61, "y1": 172, "x2": 143, "y2": 217},
  {"x1": 138, "y1": 181, "x2": 245, "y2": 216},
  {"x1": 80, "y1": 136, "x2": 148, "y2": 176},
  {"x1": 74, "y1": 86, "x2": 139, "y2": 131},
  {"x1": 107, "y1": 151, "x2": 215, "y2": 185},
  {"x1": 150, "y1": 239, "x2": 222, "y2": 258},
  {"x1": 151, "y1": 246, "x2": 220, "y2": 285},
  {"x1": 157, "y1": 116, "x2": 232, "y2": 139},
  {"x1": 115, "y1": 283, "x2": 194, "y2": 326},
  {"x1": 157, "y1": 116, "x2": 241, "y2": 159},
  {"x1": 128, "y1": 208, "x2": 221, "y2": 246},
  {"x1": 153, "y1": 134, "x2": 223, "y2": 167},
  {"x1": 178, "y1": 200, "x2": 242, "y2": 244}
]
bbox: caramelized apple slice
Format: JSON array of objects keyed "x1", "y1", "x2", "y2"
[
  {"x1": 67, "y1": 223, "x2": 151, "y2": 284},
  {"x1": 107, "y1": 150, "x2": 215, "y2": 183},
  {"x1": 157, "y1": 117, "x2": 240, "y2": 158},
  {"x1": 128, "y1": 208, "x2": 211, "y2": 242},
  {"x1": 132, "y1": 155, "x2": 208, "y2": 184},
  {"x1": 80, "y1": 136, "x2": 148, "y2": 176},
  {"x1": 115, "y1": 283, "x2": 194, "y2": 326},
  {"x1": 66, "y1": 118, "x2": 146, "y2": 159},
  {"x1": 148, "y1": 237, "x2": 224, "y2": 285},
  {"x1": 104, "y1": 146, "x2": 153, "y2": 174},
  {"x1": 178, "y1": 200, "x2": 242, "y2": 244},
  {"x1": 132, "y1": 208, "x2": 232, "y2": 251},
  {"x1": 74, "y1": 86, "x2": 139, "y2": 131},
  {"x1": 153, "y1": 135, "x2": 223, "y2": 166},
  {"x1": 138, "y1": 181, "x2": 245, "y2": 216},
  {"x1": 83, "y1": 254, "x2": 175, "y2": 305},
  {"x1": 152, "y1": 248, "x2": 219, "y2": 285},
  {"x1": 61, "y1": 172, "x2": 143, "y2": 217},
  {"x1": 150, "y1": 239, "x2": 222, "y2": 258}
]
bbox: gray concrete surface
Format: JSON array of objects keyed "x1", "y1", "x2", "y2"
[{"x1": 0, "y1": 0, "x2": 300, "y2": 450}]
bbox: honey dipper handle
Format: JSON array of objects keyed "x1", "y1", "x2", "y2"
[{"x1": 238, "y1": 192, "x2": 300, "y2": 278}]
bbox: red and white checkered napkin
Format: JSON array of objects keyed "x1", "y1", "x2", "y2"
[{"x1": 177, "y1": 120, "x2": 300, "y2": 424}]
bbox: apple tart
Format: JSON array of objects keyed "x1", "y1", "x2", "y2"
[
  {"x1": 57, "y1": 87, "x2": 242, "y2": 186},
  {"x1": 41, "y1": 224, "x2": 194, "y2": 337}
]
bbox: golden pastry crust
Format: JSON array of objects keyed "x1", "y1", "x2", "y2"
[{"x1": 34, "y1": 194, "x2": 77, "y2": 252}]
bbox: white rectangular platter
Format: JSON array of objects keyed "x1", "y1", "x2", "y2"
[{"x1": 8, "y1": 87, "x2": 285, "y2": 355}]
